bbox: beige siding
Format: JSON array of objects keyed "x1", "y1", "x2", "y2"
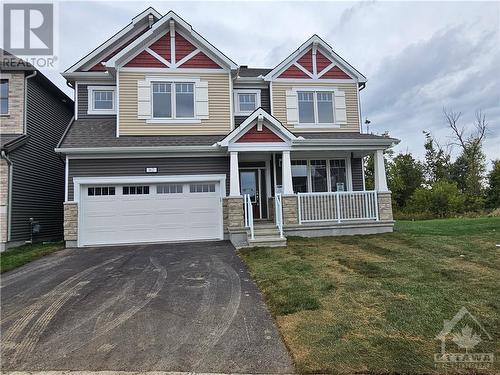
[
  {"x1": 0, "y1": 72, "x2": 25, "y2": 135},
  {"x1": 119, "y1": 71, "x2": 231, "y2": 135},
  {"x1": 271, "y1": 81, "x2": 360, "y2": 133}
]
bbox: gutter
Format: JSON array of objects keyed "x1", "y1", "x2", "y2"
[
  {"x1": 55, "y1": 144, "x2": 222, "y2": 155},
  {"x1": 24, "y1": 70, "x2": 37, "y2": 133},
  {"x1": 292, "y1": 137, "x2": 399, "y2": 147},
  {"x1": 1, "y1": 151, "x2": 13, "y2": 242}
]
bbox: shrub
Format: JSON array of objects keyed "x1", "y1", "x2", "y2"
[{"x1": 406, "y1": 180, "x2": 465, "y2": 218}]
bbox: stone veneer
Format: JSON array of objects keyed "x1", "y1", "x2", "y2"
[
  {"x1": 282, "y1": 195, "x2": 298, "y2": 225},
  {"x1": 377, "y1": 191, "x2": 393, "y2": 221},
  {"x1": 64, "y1": 202, "x2": 78, "y2": 243},
  {"x1": 0, "y1": 72, "x2": 25, "y2": 134},
  {"x1": 224, "y1": 196, "x2": 244, "y2": 229}
]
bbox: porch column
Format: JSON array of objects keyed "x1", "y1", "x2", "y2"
[
  {"x1": 229, "y1": 151, "x2": 240, "y2": 196},
  {"x1": 282, "y1": 150, "x2": 293, "y2": 195},
  {"x1": 374, "y1": 149, "x2": 388, "y2": 192}
]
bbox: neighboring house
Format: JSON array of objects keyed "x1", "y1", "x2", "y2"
[
  {"x1": 0, "y1": 50, "x2": 74, "y2": 251},
  {"x1": 57, "y1": 9, "x2": 398, "y2": 249}
]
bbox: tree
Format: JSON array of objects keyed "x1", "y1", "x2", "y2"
[
  {"x1": 387, "y1": 153, "x2": 424, "y2": 209},
  {"x1": 423, "y1": 131, "x2": 451, "y2": 184},
  {"x1": 407, "y1": 180, "x2": 465, "y2": 217},
  {"x1": 444, "y1": 109, "x2": 488, "y2": 210},
  {"x1": 486, "y1": 160, "x2": 500, "y2": 208}
]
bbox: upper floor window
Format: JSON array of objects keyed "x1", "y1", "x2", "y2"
[
  {"x1": 234, "y1": 89, "x2": 261, "y2": 115},
  {"x1": 152, "y1": 82, "x2": 195, "y2": 119},
  {"x1": 298, "y1": 91, "x2": 334, "y2": 125},
  {"x1": 88, "y1": 86, "x2": 116, "y2": 115},
  {"x1": 0, "y1": 79, "x2": 8, "y2": 115}
]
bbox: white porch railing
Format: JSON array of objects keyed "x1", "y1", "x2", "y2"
[
  {"x1": 274, "y1": 193, "x2": 284, "y2": 238},
  {"x1": 297, "y1": 191, "x2": 379, "y2": 224},
  {"x1": 244, "y1": 194, "x2": 254, "y2": 239}
]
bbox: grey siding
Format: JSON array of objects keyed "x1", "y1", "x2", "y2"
[
  {"x1": 351, "y1": 157, "x2": 364, "y2": 191},
  {"x1": 9, "y1": 76, "x2": 73, "y2": 242},
  {"x1": 77, "y1": 83, "x2": 117, "y2": 120},
  {"x1": 68, "y1": 157, "x2": 230, "y2": 200},
  {"x1": 234, "y1": 87, "x2": 271, "y2": 127}
]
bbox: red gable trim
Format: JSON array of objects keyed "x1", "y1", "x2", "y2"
[
  {"x1": 235, "y1": 125, "x2": 285, "y2": 143},
  {"x1": 297, "y1": 49, "x2": 313, "y2": 73},
  {"x1": 179, "y1": 51, "x2": 221, "y2": 69},
  {"x1": 278, "y1": 64, "x2": 309, "y2": 79},
  {"x1": 320, "y1": 65, "x2": 351, "y2": 79},
  {"x1": 316, "y1": 50, "x2": 332, "y2": 73},
  {"x1": 149, "y1": 33, "x2": 170, "y2": 62},
  {"x1": 125, "y1": 50, "x2": 168, "y2": 67},
  {"x1": 175, "y1": 33, "x2": 197, "y2": 61}
]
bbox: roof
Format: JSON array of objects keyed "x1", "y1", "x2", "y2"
[
  {"x1": 58, "y1": 118, "x2": 226, "y2": 148},
  {"x1": 0, "y1": 49, "x2": 35, "y2": 71},
  {"x1": 1, "y1": 134, "x2": 28, "y2": 152},
  {"x1": 299, "y1": 132, "x2": 396, "y2": 141},
  {"x1": 238, "y1": 67, "x2": 272, "y2": 78}
]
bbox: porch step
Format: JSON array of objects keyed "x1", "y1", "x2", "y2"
[
  {"x1": 248, "y1": 235, "x2": 287, "y2": 248},
  {"x1": 247, "y1": 221, "x2": 287, "y2": 247}
]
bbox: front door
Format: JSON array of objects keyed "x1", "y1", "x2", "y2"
[{"x1": 240, "y1": 169, "x2": 264, "y2": 219}]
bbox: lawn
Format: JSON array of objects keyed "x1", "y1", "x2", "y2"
[
  {"x1": 0, "y1": 241, "x2": 65, "y2": 273},
  {"x1": 240, "y1": 217, "x2": 500, "y2": 374}
]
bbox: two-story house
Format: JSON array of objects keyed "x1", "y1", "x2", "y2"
[
  {"x1": 57, "y1": 9, "x2": 398, "y2": 248},
  {"x1": 1, "y1": 50, "x2": 73, "y2": 251}
]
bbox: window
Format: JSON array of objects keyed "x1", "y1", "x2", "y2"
[
  {"x1": 123, "y1": 186, "x2": 150, "y2": 195},
  {"x1": 0, "y1": 79, "x2": 8, "y2": 115},
  {"x1": 94, "y1": 91, "x2": 113, "y2": 110},
  {"x1": 310, "y1": 160, "x2": 328, "y2": 192},
  {"x1": 234, "y1": 89, "x2": 261, "y2": 115},
  {"x1": 87, "y1": 86, "x2": 116, "y2": 115},
  {"x1": 190, "y1": 183, "x2": 216, "y2": 193},
  {"x1": 291, "y1": 160, "x2": 308, "y2": 193},
  {"x1": 157, "y1": 184, "x2": 183, "y2": 194},
  {"x1": 297, "y1": 90, "x2": 335, "y2": 125},
  {"x1": 330, "y1": 160, "x2": 347, "y2": 192},
  {"x1": 152, "y1": 82, "x2": 194, "y2": 119},
  {"x1": 88, "y1": 186, "x2": 115, "y2": 196}
]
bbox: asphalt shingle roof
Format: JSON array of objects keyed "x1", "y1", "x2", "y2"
[{"x1": 238, "y1": 67, "x2": 272, "y2": 78}]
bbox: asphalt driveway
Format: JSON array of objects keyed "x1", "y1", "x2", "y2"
[{"x1": 1, "y1": 241, "x2": 293, "y2": 373}]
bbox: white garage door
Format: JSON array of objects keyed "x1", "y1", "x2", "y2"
[{"x1": 79, "y1": 181, "x2": 223, "y2": 246}]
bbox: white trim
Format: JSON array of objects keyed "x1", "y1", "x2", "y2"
[
  {"x1": 146, "y1": 118, "x2": 201, "y2": 124},
  {"x1": 170, "y1": 19, "x2": 176, "y2": 66},
  {"x1": 148, "y1": 78, "x2": 197, "y2": 122},
  {"x1": 317, "y1": 62, "x2": 336, "y2": 78},
  {"x1": 120, "y1": 67, "x2": 226, "y2": 74},
  {"x1": 357, "y1": 84, "x2": 363, "y2": 133},
  {"x1": 233, "y1": 89, "x2": 261, "y2": 115},
  {"x1": 65, "y1": 155, "x2": 69, "y2": 202},
  {"x1": 229, "y1": 143, "x2": 292, "y2": 152},
  {"x1": 175, "y1": 49, "x2": 201, "y2": 67},
  {"x1": 116, "y1": 71, "x2": 120, "y2": 137},
  {"x1": 312, "y1": 43, "x2": 318, "y2": 77},
  {"x1": 87, "y1": 85, "x2": 116, "y2": 115},
  {"x1": 269, "y1": 81, "x2": 274, "y2": 115},
  {"x1": 74, "y1": 82, "x2": 78, "y2": 120},
  {"x1": 229, "y1": 74, "x2": 234, "y2": 130},
  {"x1": 293, "y1": 62, "x2": 314, "y2": 78},
  {"x1": 145, "y1": 48, "x2": 171, "y2": 67}
]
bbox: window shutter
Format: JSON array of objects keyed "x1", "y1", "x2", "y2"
[
  {"x1": 195, "y1": 81, "x2": 209, "y2": 119},
  {"x1": 334, "y1": 90, "x2": 347, "y2": 124},
  {"x1": 137, "y1": 80, "x2": 151, "y2": 119},
  {"x1": 285, "y1": 90, "x2": 298, "y2": 125}
]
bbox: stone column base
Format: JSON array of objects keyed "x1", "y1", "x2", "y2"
[
  {"x1": 282, "y1": 194, "x2": 298, "y2": 226},
  {"x1": 64, "y1": 202, "x2": 78, "y2": 245},
  {"x1": 377, "y1": 191, "x2": 394, "y2": 221}
]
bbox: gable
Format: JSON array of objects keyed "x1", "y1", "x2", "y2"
[
  {"x1": 235, "y1": 124, "x2": 285, "y2": 143},
  {"x1": 266, "y1": 35, "x2": 366, "y2": 82}
]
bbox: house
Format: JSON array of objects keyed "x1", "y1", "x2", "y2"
[
  {"x1": 0, "y1": 50, "x2": 74, "y2": 251},
  {"x1": 57, "y1": 8, "x2": 398, "y2": 249}
]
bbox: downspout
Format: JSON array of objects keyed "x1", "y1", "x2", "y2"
[
  {"x1": 24, "y1": 70, "x2": 37, "y2": 133},
  {"x1": 1, "y1": 150, "x2": 13, "y2": 242}
]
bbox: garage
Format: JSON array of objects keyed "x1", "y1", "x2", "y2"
[{"x1": 78, "y1": 178, "x2": 224, "y2": 246}]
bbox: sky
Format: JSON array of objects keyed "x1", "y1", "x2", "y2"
[{"x1": 38, "y1": 1, "x2": 500, "y2": 166}]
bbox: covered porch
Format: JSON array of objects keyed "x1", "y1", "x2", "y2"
[{"x1": 218, "y1": 109, "x2": 397, "y2": 247}]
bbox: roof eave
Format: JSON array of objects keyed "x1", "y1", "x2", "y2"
[{"x1": 55, "y1": 145, "x2": 222, "y2": 155}]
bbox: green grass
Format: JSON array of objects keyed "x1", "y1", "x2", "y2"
[
  {"x1": 240, "y1": 217, "x2": 500, "y2": 374},
  {"x1": 0, "y1": 241, "x2": 65, "y2": 273}
]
